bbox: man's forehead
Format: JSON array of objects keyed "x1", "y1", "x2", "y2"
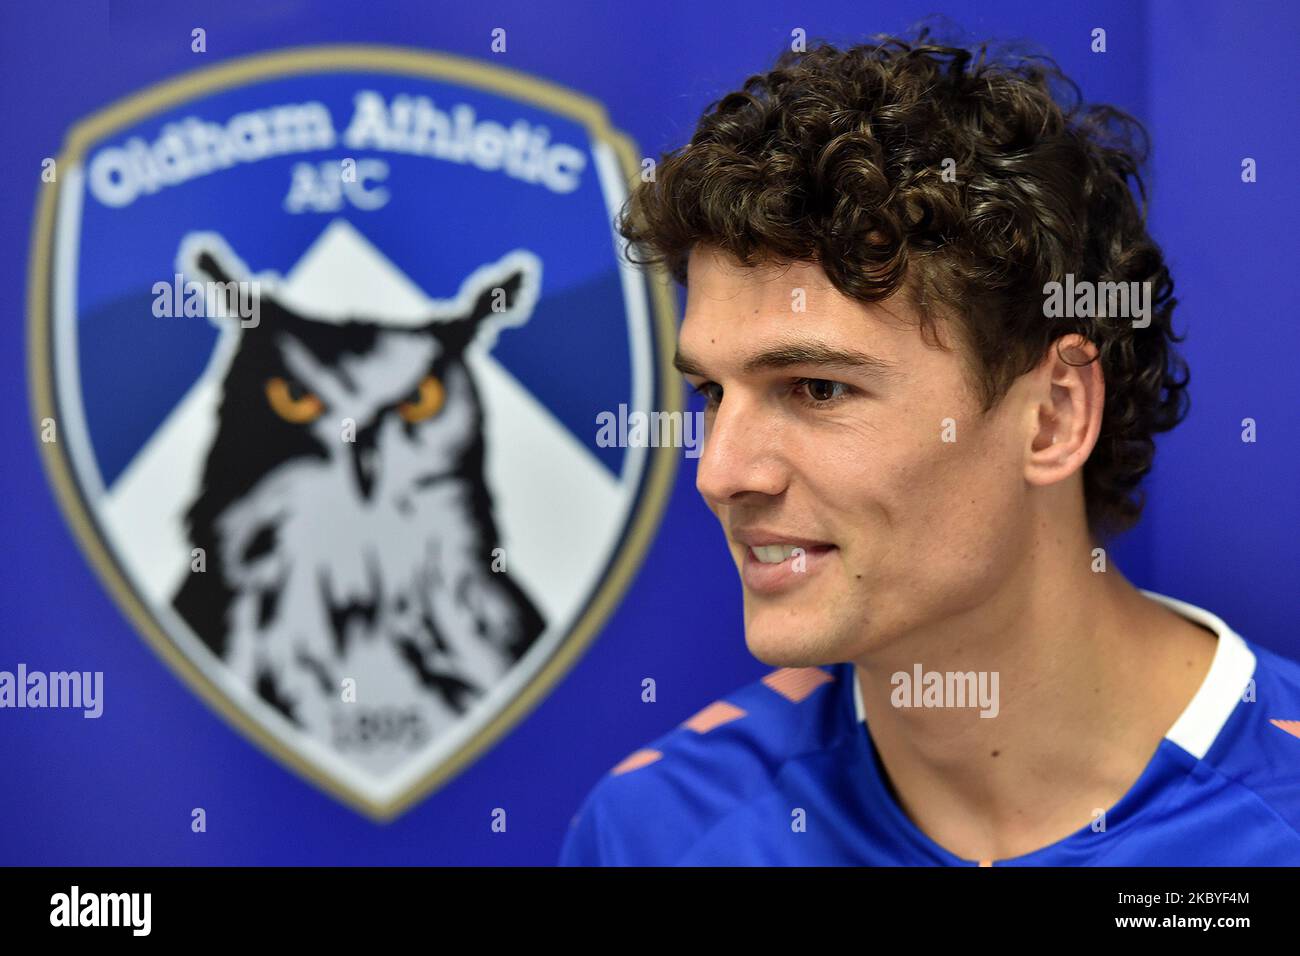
[
  {"x1": 681, "y1": 245, "x2": 925, "y2": 331},
  {"x1": 679, "y1": 250, "x2": 925, "y2": 374},
  {"x1": 684, "y1": 246, "x2": 838, "y2": 305}
]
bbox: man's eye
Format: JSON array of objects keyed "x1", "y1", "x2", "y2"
[
  {"x1": 691, "y1": 381, "x2": 723, "y2": 405},
  {"x1": 687, "y1": 378, "x2": 849, "y2": 408},
  {"x1": 796, "y1": 378, "x2": 850, "y2": 404}
]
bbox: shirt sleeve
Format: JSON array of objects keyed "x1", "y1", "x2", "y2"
[{"x1": 558, "y1": 787, "x2": 609, "y2": 866}]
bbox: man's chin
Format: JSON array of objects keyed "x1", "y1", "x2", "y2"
[{"x1": 741, "y1": 609, "x2": 843, "y2": 669}]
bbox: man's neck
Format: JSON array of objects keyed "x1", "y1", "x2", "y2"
[{"x1": 852, "y1": 534, "x2": 1218, "y2": 862}]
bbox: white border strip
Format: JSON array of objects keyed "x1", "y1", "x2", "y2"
[{"x1": 53, "y1": 163, "x2": 105, "y2": 502}]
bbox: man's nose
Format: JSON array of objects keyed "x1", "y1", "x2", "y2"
[{"x1": 695, "y1": 393, "x2": 788, "y2": 506}]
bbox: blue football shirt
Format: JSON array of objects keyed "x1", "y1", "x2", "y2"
[{"x1": 559, "y1": 591, "x2": 1300, "y2": 865}]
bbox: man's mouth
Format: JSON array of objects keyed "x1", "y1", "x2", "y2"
[
  {"x1": 731, "y1": 530, "x2": 838, "y2": 593},
  {"x1": 749, "y1": 544, "x2": 826, "y2": 564},
  {"x1": 731, "y1": 528, "x2": 835, "y2": 555}
]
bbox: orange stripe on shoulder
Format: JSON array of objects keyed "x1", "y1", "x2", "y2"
[
  {"x1": 1269, "y1": 718, "x2": 1300, "y2": 740},
  {"x1": 762, "y1": 666, "x2": 834, "y2": 703},
  {"x1": 682, "y1": 700, "x2": 747, "y2": 733},
  {"x1": 610, "y1": 748, "x2": 662, "y2": 776}
]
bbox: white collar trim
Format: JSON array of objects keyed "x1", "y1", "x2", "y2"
[
  {"x1": 851, "y1": 589, "x2": 1255, "y2": 761},
  {"x1": 1141, "y1": 589, "x2": 1256, "y2": 759}
]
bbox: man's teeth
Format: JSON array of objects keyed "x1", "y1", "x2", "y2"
[{"x1": 751, "y1": 544, "x2": 804, "y2": 564}]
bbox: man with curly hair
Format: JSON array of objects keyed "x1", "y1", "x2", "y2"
[{"x1": 561, "y1": 33, "x2": 1300, "y2": 865}]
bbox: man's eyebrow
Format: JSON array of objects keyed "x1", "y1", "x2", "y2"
[{"x1": 673, "y1": 342, "x2": 900, "y2": 379}]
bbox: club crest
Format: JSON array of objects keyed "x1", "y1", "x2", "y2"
[{"x1": 28, "y1": 46, "x2": 678, "y2": 819}]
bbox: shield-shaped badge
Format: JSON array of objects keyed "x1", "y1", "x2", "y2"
[{"x1": 28, "y1": 46, "x2": 678, "y2": 820}]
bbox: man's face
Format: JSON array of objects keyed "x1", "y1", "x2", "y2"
[{"x1": 678, "y1": 246, "x2": 1037, "y2": 665}]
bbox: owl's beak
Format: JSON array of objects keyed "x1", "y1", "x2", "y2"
[{"x1": 350, "y1": 422, "x2": 381, "y2": 500}]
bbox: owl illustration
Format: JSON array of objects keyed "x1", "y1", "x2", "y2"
[{"x1": 171, "y1": 232, "x2": 546, "y2": 769}]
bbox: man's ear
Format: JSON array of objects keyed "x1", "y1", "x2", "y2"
[
  {"x1": 1023, "y1": 334, "x2": 1105, "y2": 487},
  {"x1": 428, "y1": 249, "x2": 542, "y2": 351}
]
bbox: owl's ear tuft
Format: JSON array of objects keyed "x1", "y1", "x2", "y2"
[
  {"x1": 177, "y1": 231, "x2": 252, "y2": 288},
  {"x1": 176, "y1": 231, "x2": 272, "y2": 328},
  {"x1": 434, "y1": 249, "x2": 543, "y2": 351}
]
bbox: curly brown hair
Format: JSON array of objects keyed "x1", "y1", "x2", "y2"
[{"x1": 618, "y1": 30, "x2": 1189, "y2": 539}]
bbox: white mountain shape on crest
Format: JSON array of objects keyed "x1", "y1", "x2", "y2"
[{"x1": 270, "y1": 218, "x2": 443, "y2": 325}]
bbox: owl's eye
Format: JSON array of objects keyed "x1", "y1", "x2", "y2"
[
  {"x1": 398, "y1": 375, "x2": 446, "y2": 423},
  {"x1": 265, "y1": 376, "x2": 324, "y2": 424}
]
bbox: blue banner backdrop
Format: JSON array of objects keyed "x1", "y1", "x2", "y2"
[{"x1": 0, "y1": 0, "x2": 1295, "y2": 864}]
